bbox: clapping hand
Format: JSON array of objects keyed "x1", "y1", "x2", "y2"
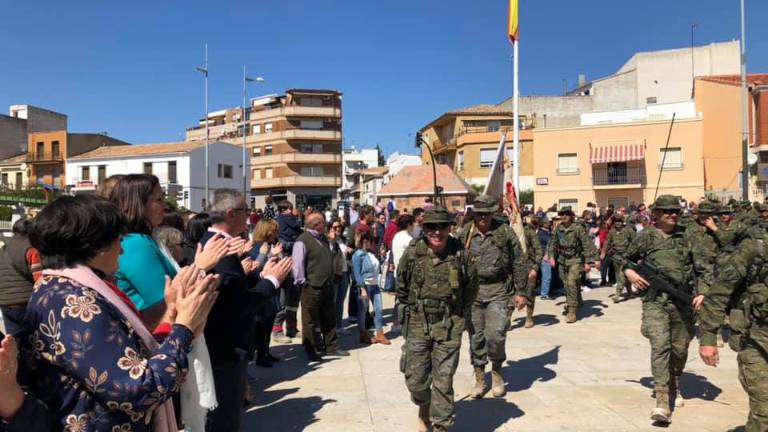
[
  {"x1": 194, "y1": 234, "x2": 228, "y2": 271},
  {"x1": 175, "y1": 273, "x2": 220, "y2": 339},
  {"x1": 270, "y1": 242, "x2": 283, "y2": 257},
  {"x1": 261, "y1": 257, "x2": 293, "y2": 285},
  {"x1": 226, "y1": 237, "x2": 248, "y2": 257}
]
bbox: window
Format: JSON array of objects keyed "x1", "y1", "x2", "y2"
[
  {"x1": 265, "y1": 168, "x2": 273, "y2": 179},
  {"x1": 300, "y1": 143, "x2": 323, "y2": 153},
  {"x1": 264, "y1": 123, "x2": 273, "y2": 133},
  {"x1": 53, "y1": 168, "x2": 61, "y2": 185},
  {"x1": 299, "y1": 96, "x2": 323, "y2": 107},
  {"x1": 252, "y1": 124, "x2": 261, "y2": 135},
  {"x1": 479, "y1": 149, "x2": 496, "y2": 168},
  {"x1": 451, "y1": 199, "x2": 461, "y2": 208},
  {"x1": 659, "y1": 147, "x2": 682, "y2": 169},
  {"x1": 52, "y1": 141, "x2": 60, "y2": 159},
  {"x1": 81, "y1": 166, "x2": 90, "y2": 181},
  {"x1": 557, "y1": 153, "x2": 579, "y2": 174},
  {"x1": 264, "y1": 145, "x2": 273, "y2": 156},
  {"x1": 558, "y1": 199, "x2": 578, "y2": 213},
  {"x1": 299, "y1": 120, "x2": 323, "y2": 130},
  {"x1": 143, "y1": 162, "x2": 152, "y2": 175},
  {"x1": 1, "y1": 173, "x2": 7, "y2": 186},
  {"x1": 168, "y1": 161, "x2": 177, "y2": 183},
  {"x1": 253, "y1": 169, "x2": 261, "y2": 180},
  {"x1": 217, "y1": 164, "x2": 233, "y2": 179},
  {"x1": 36, "y1": 172, "x2": 44, "y2": 184},
  {"x1": 458, "y1": 151, "x2": 465, "y2": 171},
  {"x1": 253, "y1": 146, "x2": 261, "y2": 156},
  {"x1": 36, "y1": 142, "x2": 44, "y2": 159},
  {"x1": 15, "y1": 173, "x2": 21, "y2": 190},
  {"x1": 98, "y1": 165, "x2": 107, "y2": 184},
  {"x1": 300, "y1": 166, "x2": 324, "y2": 177}
]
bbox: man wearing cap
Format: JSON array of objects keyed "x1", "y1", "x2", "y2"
[
  {"x1": 520, "y1": 219, "x2": 544, "y2": 328},
  {"x1": 622, "y1": 195, "x2": 713, "y2": 424},
  {"x1": 602, "y1": 215, "x2": 636, "y2": 303},
  {"x1": 457, "y1": 195, "x2": 527, "y2": 399},
  {"x1": 547, "y1": 206, "x2": 598, "y2": 323},
  {"x1": 396, "y1": 206, "x2": 477, "y2": 432},
  {"x1": 687, "y1": 200, "x2": 721, "y2": 265}
]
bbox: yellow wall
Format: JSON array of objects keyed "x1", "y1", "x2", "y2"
[
  {"x1": 532, "y1": 119, "x2": 705, "y2": 211},
  {"x1": 695, "y1": 79, "x2": 744, "y2": 193}
]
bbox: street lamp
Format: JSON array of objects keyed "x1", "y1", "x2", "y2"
[
  {"x1": 242, "y1": 66, "x2": 265, "y2": 205},
  {"x1": 196, "y1": 44, "x2": 209, "y2": 209}
]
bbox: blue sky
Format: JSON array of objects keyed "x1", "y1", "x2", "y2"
[{"x1": 1, "y1": 0, "x2": 766, "y2": 156}]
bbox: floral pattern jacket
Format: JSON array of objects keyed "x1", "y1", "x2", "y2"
[{"x1": 21, "y1": 275, "x2": 193, "y2": 432}]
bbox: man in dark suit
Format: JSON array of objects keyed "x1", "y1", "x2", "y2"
[{"x1": 201, "y1": 189, "x2": 292, "y2": 432}]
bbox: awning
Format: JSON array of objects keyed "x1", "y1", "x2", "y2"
[{"x1": 589, "y1": 144, "x2": 645, "y2": 164}]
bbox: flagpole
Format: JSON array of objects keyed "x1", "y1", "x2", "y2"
[{"x1": 512, "y1": 40, "x2": 520, "y2": 194}]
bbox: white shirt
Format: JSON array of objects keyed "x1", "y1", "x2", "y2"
[{"x1": 392, "y1": 230, "x2": 414, "y2": 275}]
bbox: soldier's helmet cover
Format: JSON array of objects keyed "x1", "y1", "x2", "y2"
[
  {"x1": 472, "y1": 195, "x2": 498, "y2": 214},
  {"x1": 422, "y1": 206, "x2": 452, "y2": 225},
  {"x1": 650, "y1": 195, "x2": 681, "y2": 211},
  {"x1": 695, "y1": 201, "x2": 718, "y2": 215}
]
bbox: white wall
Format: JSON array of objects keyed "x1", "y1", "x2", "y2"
[
  {"x1": 384, "y1": 153, "x2": 421, "y2": 183},
  {"x1": 581, "y1": 101, "x2": 697, "y2": 126},
  {"x1": 189, "y1": 143, "x2": 247, "y2": 211}
]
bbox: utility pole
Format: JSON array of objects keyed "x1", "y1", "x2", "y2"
[
  {"x1": 195, "y1": 45, "x2": 209, "y2": 209},
  {"x1": 241, "y1": 67, "x2": 264, "y2": 204},
  {"x1": 740, "y1": 0, "x2": 749, "y2": 200}
]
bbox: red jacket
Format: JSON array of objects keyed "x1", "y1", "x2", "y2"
[{"x1": 384, "y1": 221, "x2": 398, "y2": 250}]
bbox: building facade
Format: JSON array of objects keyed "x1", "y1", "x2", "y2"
[
  {"x1": 340, "y1": 147, "x2": 381, "y2": 204},
  {"x1": 66, "y1": 141, "x2": 244, "y2": 212},
  {"x1": 0, "y1": 105, "x2": 68, "y2": 160},
  {"x1": 0, "y1": 154, "x2": 28, "y2": 190},
  {"x1": 186, "y1": 89, "x2": 342, "y2": 210},
  {"x1": 377, "y1": 164, "x2": 473, "y2": 212}
]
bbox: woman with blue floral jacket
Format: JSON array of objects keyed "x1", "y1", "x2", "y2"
[{"x1": 22, "y1": 195, "x2": 219, "y2": 432}]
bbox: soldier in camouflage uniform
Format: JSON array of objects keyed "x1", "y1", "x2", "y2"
[
  {"x1": 713, "y1": 204, "x2": 743, "y2": 249},
  {"x1": 458, "y1": 195, "x2": 527, "y2": 399},
  {"x1": 686, "y1": 200, "x2": 721, "y2": 268},
  {"x1": 521, "y1": 220, "x2": 543, "y2": 328},
  {"x1": 396, "y1": 207, "x2": 477, "y2": 432},
  {"x1": 602, "y1": 215, "x2": 636, "y2": 303},
  {"x1": 622, "y1": 195, "x2": 713, "y2": 424},
  {"x1": 547, "y1": 206, "x2": 598, "y2": 323},
  {"x1": 699, "y1": 235, "x2": 768, "y2": 431}
]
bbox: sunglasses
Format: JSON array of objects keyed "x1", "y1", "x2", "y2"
[
  {"x1": 331, "y1": 225, "x2": 341, "y2": 229},
  {"x1": 423, "y1": 223, "x2": 450, "y2": 231},
  {"x1": 661, "y1": 209, "x2": 680, "y2": 215}
]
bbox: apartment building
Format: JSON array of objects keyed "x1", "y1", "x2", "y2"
[
  {"x1": 0, "y1": 105, "x2": 68, "y2": 160},
  {"x1": 186, "y1": 88, "x2": 342, "y2": 210},
  {"x1": 339, "y1": 147, "x2": 381, "y2": 204},
  {"x1": 418, "y1": 105, "x2": 535, "y2": 191},
  {"x1": 27, "y1": 131, "x2": 129, "y2": 190},
  {"x1": 67, "y1": 141, "x2": 243, "y2": 212}
]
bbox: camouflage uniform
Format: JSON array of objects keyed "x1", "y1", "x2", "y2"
[
  {"x1": 685, "y1": 201, "x2": 721, "y2": 271},
  {"x1": 622, "y1": 195, "x2": 713, "y2": 422},
  {"x1": 547, "y1": 206, "x2": 598, "y2": 322},
  {"x1": 397, "y1": 207, "x2": 477, "y2": 430},
  {"x1": 603, "y1": 216, "x2": 636, "y2": 301},
  {"x1": 714, "y1": 204, "x2": 745, "y2": 250},
  {"x1": 699, "y1": 237, "x2": 768, "y2": 432},
  {"x1": 521, "y1": 225, "x2": 543, "y2": 325}
]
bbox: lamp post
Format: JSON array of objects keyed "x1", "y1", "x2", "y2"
[
  {"x1": 740, "y1": 0, "x2": 749, "y2": 200},
  {"x1": 242, "y1": 67, "x2": 264, "y2": 205},
  {"x1": 195, "y1": 45, "x2": 209, "y2": 209}
]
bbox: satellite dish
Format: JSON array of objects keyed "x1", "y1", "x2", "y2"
[{"x1": 748, "y1": 153, "x2": 758, "y2": 165}]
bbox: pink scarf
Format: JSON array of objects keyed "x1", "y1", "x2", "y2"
[{"x1": 42, "y1": 265, "x2": 177, "y2": 432}]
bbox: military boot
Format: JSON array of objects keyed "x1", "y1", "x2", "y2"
[
  {"x1": 470, "y1": 365, "x2": 487, "y2": 399},
  {"x1": 416, "y1": 404, "x2": 430, "y2": 432},
  {"x1": 651, "y1": 387, "x2": 671, "y2": 424},
  {"x1": 525, "y1": 306, "x2": 534, "y2": 328},
  {"x1": 491, "y1": 362, "x2": 507, "y2": 397},
  {"x1": 669, "y1": 375, "x2": 685, "y2": 408},
  {"x1": 566, "y1": 307, "x2": 577, "y2": 324},
  {"x1": 613, "y1": 289, "x2": 622, "y2": 303}
]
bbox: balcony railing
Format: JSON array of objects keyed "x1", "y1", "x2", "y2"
[
  {"x1": 27, "y1": 153, "x2": 63, "y2": 162},
  {"x1": 592, "y1": 166, "x2": 646, "y2": 187},
  {"x1": 252, "y1": 153, "x2": 342, "y2": 165},
  {"x1": 253, "y1": 175, "x2": 342, "y2": 188}
]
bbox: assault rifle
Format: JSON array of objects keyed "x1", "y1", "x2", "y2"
[{"x1": 625, "y1": 260, "x2": 693, "y2": 306}]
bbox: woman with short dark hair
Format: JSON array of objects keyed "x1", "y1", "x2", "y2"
[{"x1": 22, "y1": 194, "x2": 219, "y2": 432}]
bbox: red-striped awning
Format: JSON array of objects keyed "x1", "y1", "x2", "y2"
[{"x1": 589, "y1": 144, "x2": 645, "y2": 164}]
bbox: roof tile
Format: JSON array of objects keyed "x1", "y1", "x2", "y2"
[{"x1": 378, "y1": 164, "x2": 472, "y2": 196}]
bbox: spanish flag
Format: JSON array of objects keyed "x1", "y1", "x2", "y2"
[{"x1": 508, "y1": 0, "x2": 519, "y2": 42}]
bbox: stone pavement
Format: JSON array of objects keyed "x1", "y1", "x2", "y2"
[{"x1": 242, "y1": 285, "x2": 748, "y2": 432}]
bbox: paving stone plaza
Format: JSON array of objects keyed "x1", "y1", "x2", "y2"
[{"x1": 242, "y1": 284, "x2": 748, "y2": 432}]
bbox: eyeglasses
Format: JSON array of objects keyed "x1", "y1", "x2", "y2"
[{"x1": 423, "y1": 223, "x2": 450, "y2": 231}]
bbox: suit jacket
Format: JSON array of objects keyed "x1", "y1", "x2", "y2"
[{"x1": 200, "y1": 231, "x2": 277, "y2": 366}]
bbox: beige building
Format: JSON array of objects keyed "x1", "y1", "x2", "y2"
[
  {"x1": 532, "y1": 74, "x2": 768, "y2": 211},
  {"x1": 186, "y1": 88, "x2": 342, "y2": 210},
  {"x1": 0, "y1": 154, "x2": 28, "y2": 190},
  {"x1": 419, "y1": 106, "x2": 535, "y2": 191}
]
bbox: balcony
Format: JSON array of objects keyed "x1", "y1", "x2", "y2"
[
  {"x1": 252, "y1": 153, "x2": 342, "y2": 165},
  {"x1": 282, "y1": 106, "x2": 340, "y2": 118},
  {"x1": 592, "y1": 165, "x2": 646, "y2": 189},
  {"x1": 27, "y1": 153, "x2": 63, "y2": 163},
  {"x1": 253, "y1": 175, "x2": 342, "y2": 189}
]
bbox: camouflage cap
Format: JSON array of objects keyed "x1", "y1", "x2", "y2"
[
  {"x1": 613, "y1": 215, "x2": 625, "y2": 224},
  {"x1": 422, "y1": 206, "x2": 452, "y2": 225},
  {"x1": 739, "y1": 200, "x2": 752, "y2": 209},
  {"x1": 695, "y1": 201, "x2": 718, "y2": 215},
  {"x1": 757, "y1": 203, "x2": 768, "y2": 213},
  {"x1": 717, "y1": 204, "x2": 733, "y2": 214},
  {"x1": 651, "y1": 194, "x2": 681, "y2": 211},
  {"x1": 557, "y1": 206, "x2": 575, "y2": 216},
  {"x1": 472, "y1": 194, "x2": 498, "y2": 214}
]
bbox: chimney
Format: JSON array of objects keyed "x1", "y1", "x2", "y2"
[{"x1": 578, "y1": 74, "x2": 586, "y2": 88}]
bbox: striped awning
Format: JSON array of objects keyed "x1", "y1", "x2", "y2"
[{"x1": 589, "y1": 144, "x2": 645, "y2": 164}]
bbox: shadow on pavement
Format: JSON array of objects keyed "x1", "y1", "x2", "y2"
[
  {"x1": 503, "y1": 346, "x2": 560, "y2": 393},
  {"x1": 243, "y1": 343, "x2": 338, "y2": 430},
  {"x1": 508, "y1": 313, "x2": 560, "y2": 331},
  {"x1": 578, "y1": 299, "x2": 607, "y2": 319},
  {"x1": 453, "y1": 397, "x2": 525, "y2": 431},
  {"x1": 628, "y1": 372, "x2": 723, "y2": 401}
]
